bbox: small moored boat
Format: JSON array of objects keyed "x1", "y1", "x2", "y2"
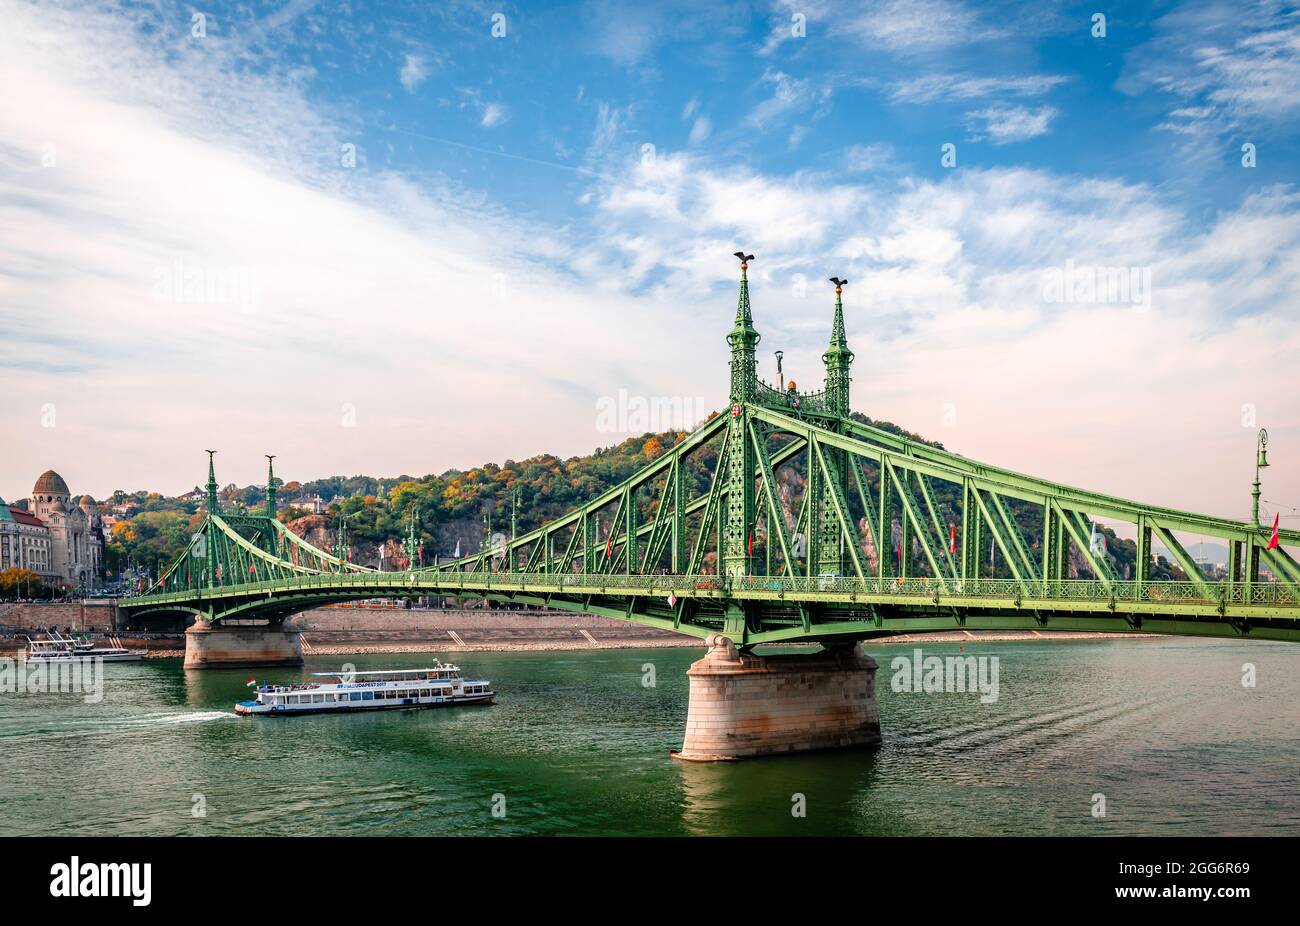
[
  {"x1": 235, "y1": 662, "x2": 494, "y2": 716},
  {"x1": 24, "y1": 630, "x2": 143, "y2": 664}
]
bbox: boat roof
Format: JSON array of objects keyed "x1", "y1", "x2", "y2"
[{"x1": 309, "y1": 667, "x2": 460, "y2": 678}]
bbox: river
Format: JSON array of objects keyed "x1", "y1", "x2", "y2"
[{"x1": 1, "y1": 637, "x2": 1296, "y2": 835}]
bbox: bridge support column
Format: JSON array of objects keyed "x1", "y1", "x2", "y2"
[
  {"x1": 673, "y1": 634, "x2": 880, "y2": 761},
  {"x1": 183, "y1": 619, "x2": 303, "y2": 670}
]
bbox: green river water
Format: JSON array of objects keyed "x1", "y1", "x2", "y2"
[{"x1": 1, "y1": 637, "x2": 1296, "y2": 836}]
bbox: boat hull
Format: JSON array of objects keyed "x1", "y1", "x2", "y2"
[
  {"x1": 24, "y1": 653, "x2": 143, "y2": 665},
  {"x1": 235, "y1": 694, "x2": 495, "y2": 717}
]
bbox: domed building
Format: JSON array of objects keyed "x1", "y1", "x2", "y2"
[{"x1": 1, "y1": 470, "x2": 105, "y2": 591}]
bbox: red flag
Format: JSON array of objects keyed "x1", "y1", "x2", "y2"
[
  {"x1": 896, "y1": 538, "x2": 902, "y2": 566},
  {"x1": 606, "y1": 533, "x2": 613, "y2": 558},
  {"x1": 249, "y1": 562, "x2": 256, "y2": 575},
  {"x1": 748, "y1": 531, "x2": 754, "y2": 556},
  {"x1": 1268, "y1": 512, "x2": 1280, "y2": 550},
  {"x1": 215, "y1": 563, "x2": 222, "y2": 580},
  {"x1": 949, "y1": 523, "x2": 957, "y2": 555}
]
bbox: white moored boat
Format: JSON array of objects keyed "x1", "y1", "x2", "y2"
[
  {"x1": 235, "y1": 662, "x2": 495, "y2": 716},
  {"x1": 24, "y1": 630, "x2": 143, "y2": 664}
]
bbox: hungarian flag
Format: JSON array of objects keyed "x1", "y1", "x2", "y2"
[
  {"x1": 748, "y1": 531, "x2": 754, "y2": 556},
  {"x1": 245, "y1": 678, "x2": 256, "y2": 688},
  {"x1": 667, "y1": 592, "x2": 677, "y2": 608},
  {"x1": 1268, "y1": 512, "x2": 1280, "y2": 550},
  {"x1": 949, "y1": 523, "x2": 957, "y2": 555},
  {"x1": 606, "y1": 532, "x2": 613, "y2": 558},
  {"x1": 249, "y1": 562, "x2": 256, "y2": 575}
]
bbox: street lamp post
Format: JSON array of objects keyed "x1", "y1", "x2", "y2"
[
  {"x1": 1247, "y1": 428, "x2": 1270, "y2": 585},
  {"x1": 1252, "y1": 428, "x2": 1269, "y2": 527}
]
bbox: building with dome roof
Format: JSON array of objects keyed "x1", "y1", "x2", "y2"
[{"x1": 1, "y1": 470, "x2": 105, "y2": 591}]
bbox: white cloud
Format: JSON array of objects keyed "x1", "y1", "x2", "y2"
[
  {"x1": 688, "y1": 115, "x2": 711, "y2": 144},
  {"x1": 0, "y1": 0, "x2": 716, "y2": 497},
  {"x1": 748, "y1": 69, "x2": 831, "y2": 129},
  {"x1": 1120, "y1": 0, "x2": 1300, "y2": 137},
  {"x1": 965, "y1": 105, "x2": 1056, "y2": 143},
  {"x1": 765, "y1": 0, "x2": 1001, "y2": 54},
  {"x1": 399, "y1": 53, "x2": 430, "y2": 92},
  {"x1": 4, "y1": 0, "x2": 1299, "y2": 526},
  {"x1": 480, "y1": 102, "x2": 507, "y2": 127},
  {"x1": 890, "y1": 73, "x2": 1070, "y2": 104},
  {"x1": 846, "y1": 0, "x2": 984, "y2": 50},
  {"x1": 843, "y1": 143, "x2": 895, "y2": 172},
  {"x1": 576, "y1": 152, "x2": 1300, "y2": 519},
  {"x1": 584, "y1": 0, "x2": 660, "y2": 65}
]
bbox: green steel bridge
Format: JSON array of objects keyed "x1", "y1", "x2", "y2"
[{"x1": 119, "y1": 258, "x2": 1300, "y2": 645}]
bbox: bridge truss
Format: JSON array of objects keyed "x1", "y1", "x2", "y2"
[{"x1": 120, "y1": 262, "x2": 1300, "y2": 645}]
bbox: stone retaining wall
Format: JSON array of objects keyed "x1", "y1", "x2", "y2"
[
  {"x1": 0, "y1": 601, "x2": 118, "y2": 632},
  {"x1": 293, "y1": 606, "x2": 679, "y2": 637}
]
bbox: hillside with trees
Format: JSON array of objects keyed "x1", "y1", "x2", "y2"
[{"x1": 102, "y1": 412, "x2": 1186, "y2": 583}]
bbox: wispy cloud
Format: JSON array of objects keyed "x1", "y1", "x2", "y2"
[
  {"x1": 748, "y1": 69, "x2": 832, "y2": 128},
  {"x1": 765, "y1": 0, "x2": 1003, "y2": 55},
  {"x1": 1120, "y1": 0, "x2": 1300, "y2": 137},
  {"x1": 965, "y1": 105, "x2": 1056, "y2": 143},
  {"x1": 890, "y1": 73, "x2": 1070, "y2": 105},
  {"x1": 4, "y1": 0, "x2": 1298, "y2": 523},
  {"x1": 399, "y1": 53, "x2": 430, "y2": 93}
]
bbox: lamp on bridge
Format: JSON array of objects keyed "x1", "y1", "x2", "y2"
[{"x1": 1252, "y1": 428, "x2": 1269, "y2": 526}]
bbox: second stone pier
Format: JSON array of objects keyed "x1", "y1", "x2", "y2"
[
  {"x1": 183, "y1": 619, "x2": 304, "y2": 669},
  {"x1": 674, "y1": 634, "x2": 880, "y2": 761}
]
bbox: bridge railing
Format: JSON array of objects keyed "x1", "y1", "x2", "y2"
[{"x1": 121, "y1": 569, "x2": 1300, "y2": 611}]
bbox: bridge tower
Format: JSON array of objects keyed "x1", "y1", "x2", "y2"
[
  {"x1": 264, "y1": 454, "x2": 277, "y2": 519},
  {"x1": 677, "y1": 265, "x2": 879, "y2": 761},
  {"x1": 722, "y1": 252, "x2": 759, "y2": 580},
  {"x1": 184, "y1": 451, "x2": 303, "y2": 669},
  {"x1": 815, "y1": 278, "x2": 855, "y2": 577}
]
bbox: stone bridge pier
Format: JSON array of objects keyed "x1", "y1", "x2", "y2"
[
  {"x1": 184, "y1": 618, "x2": 303, "y2": 670},
  {"x1": 673, "y1": 635, "x2": 880, "y2": 760}
]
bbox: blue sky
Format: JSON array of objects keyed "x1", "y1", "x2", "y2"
[{"x1": 3, "y1": 0, "x2": 1300, "y2": 526}]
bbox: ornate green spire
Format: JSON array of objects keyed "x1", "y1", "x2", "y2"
[
  {"x1": 723, "y1": 252, "x2": 759, "y2": 579},
  {"x1": 333, "y1": 516, "x2": 349, "y2": 563},
  {"x1": 822, "y1": 278, "x2": 854, "y2": 417},
  {"x1": 264, "y1": 454, "x2": 277, "y2": 519},
  {"x1": 510, "y1": 486, "x2": 519, "y2": 540},
  {"x1": 402, "y1": 511, "x2": 420, "y2": 569},
  {"x1": 204, "y1": 450, "x2": 220, "y2": 515},
  {"x1": 727, "y1": 251, "x2": 760, "y2": 402}
]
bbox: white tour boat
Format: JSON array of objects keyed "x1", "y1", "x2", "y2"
[
  {"x1": 24, "y1": 630, "x2": 143, "y2": 664},
  {"x1": 235, "y1": 662, "x2": 495, "y2": 716}
]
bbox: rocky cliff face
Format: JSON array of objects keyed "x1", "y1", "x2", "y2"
[{"x1": 285, "y1": 515, "x2": 419, "y2": 569}]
